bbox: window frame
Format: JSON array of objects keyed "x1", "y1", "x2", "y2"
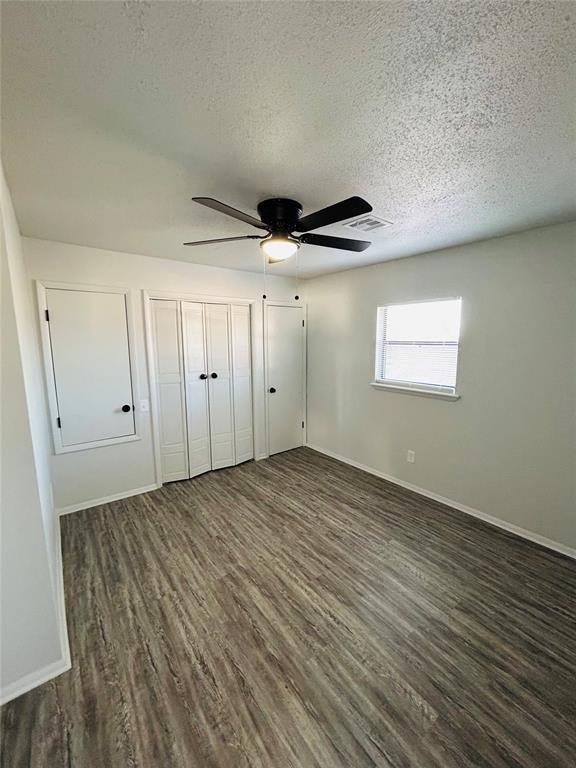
[{"x1": 372, "y1": 297, "x2": 462, "y2": 401}]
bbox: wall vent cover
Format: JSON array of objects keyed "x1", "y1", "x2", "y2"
[{"x1": 344, "y1": 215, "x2": 393, "y2": 232}]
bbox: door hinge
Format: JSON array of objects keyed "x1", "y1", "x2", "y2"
[
  {"x1": 302, "y1": 421, "x2": 305, "y2": 429},
  {"x1": 302, "y1": 319, "x2": 305, "y2": 327},
  {"x1": 56, "y1": 417, "x2": 61, "y2": 428},
  {"x1": 45, "y1": 309, "x2": 50, "y2": 321}
]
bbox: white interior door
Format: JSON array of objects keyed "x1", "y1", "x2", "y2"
[
  {"x1": 151, "y1": 300, "x2": 189, "y2": 482},
  {"x1": 231, "y1": 304, "x2": 254, "y2": 464},
  {"x1": 46, "y1": 288, "x2": 135, "y2": 447},
  {"x1": 266, "y1": 304, "x2": 305, "y2": 456},
  {"x1": 205, "y1": 303, "x2": 235, "y2": 469},
  {"x1": 181, "y1": 302, "x2": 212, "y2": 478}
]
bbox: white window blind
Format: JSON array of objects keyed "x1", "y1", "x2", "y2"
[{"x1": 375, "y1": 299, "x2": 462, "y2": 393}]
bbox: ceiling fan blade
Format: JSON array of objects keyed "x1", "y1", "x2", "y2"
[
  {"x1": 294, "y1": 196, "x2": 372, "y2": 232},
  {"x1": 299, "y1": 233, "x2": 371, "y2": 252},
  {"x1": 192, "y1": 197, "x2": 267, "y2": 229},
  {"x1": 183, "y1": 235, "x2": 263, "y2": 246}
]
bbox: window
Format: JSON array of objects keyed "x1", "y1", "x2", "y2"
[{"x1": 374, "y1": 298, "x2": 462, "y2": 397}]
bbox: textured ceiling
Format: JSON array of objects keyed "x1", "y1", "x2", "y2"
[{"x1": 1, "y1": 1, "x2": 575, "y2": 278}]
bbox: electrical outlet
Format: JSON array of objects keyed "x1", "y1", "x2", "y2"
[
  {"x1": 140, "y1": 399, "x2": 150, "y2": 413},
  {"x1": 407, "y1": 450, "x2": 416, "y2": 464}
]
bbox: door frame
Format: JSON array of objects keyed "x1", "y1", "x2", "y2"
[
  {"x1": 143, "y1": 290, "x2": 258, "y2": 486},
  {"x1": 263, "y1": 299, "x2": 307, "y2": 457},
  {"x1": 36, "y1": 280, "x2": 142, "y2": 454}
]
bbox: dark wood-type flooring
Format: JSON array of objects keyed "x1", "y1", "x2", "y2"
[{"x1": 2, "y1": 448, "x2": 576, "y2": 767}]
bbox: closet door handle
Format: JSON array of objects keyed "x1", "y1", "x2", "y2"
[
  {"x1": 269, "y1": 387, "x2": 276, "y2": 393},
  {"x1": 199, "y1": 373, "x2": 208, "y2": 380},
  {"x1": 121, "y1": 404, "x2": 132, "y2": 412},
  {"x1": 211, "y1": 372, "x2": 218, "y2": 379}
]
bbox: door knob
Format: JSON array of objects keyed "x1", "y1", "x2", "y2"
[
  {"x1": 269, "y1": 387, "x2": 276, "y2": 393},
  {"x1": 121, "y1": 404, "x2": 132, "y2": 412},
  {"x1": 199, "y1": 373, "x2": 208, "y2": 380},
  {"x1": 211, "y1": 372, "x2": 218, "y2": 379}
]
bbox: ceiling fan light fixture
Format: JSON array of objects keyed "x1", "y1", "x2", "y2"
[{"x1": 260, "y1": 233, "x2": 300, "y2": 263}]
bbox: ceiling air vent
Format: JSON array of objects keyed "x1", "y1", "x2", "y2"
[{"x1": 344, "y1": 215, "x2": 392, "y2": 232}]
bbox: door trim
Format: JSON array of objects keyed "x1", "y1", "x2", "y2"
[
  {"x1": 36, "y1": 280, "x2": 141, "y2": 454},
  {"x1": 263, "y1": 299, "x2": 307, "y2": 457},
  {"x1": 143, "y1": 291, "x2": 259, "y2": 487}
]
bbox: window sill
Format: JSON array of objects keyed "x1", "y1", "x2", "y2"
[{"x1": 370, "y1": 381, "x2": 461, "y2": 401}]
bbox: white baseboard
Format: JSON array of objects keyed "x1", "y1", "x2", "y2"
[
  {"x1": 0, "y1": 656, "x2": 71, "y2": 707},
  {"x1": 57, "y1": 483, "x2": 161, "y2": 516},
  {"x1": 54, "y1": 516, "x2": 71, "y2": 667},
  {"x1": 306, "y1": 443, "x2": 576, "y2": 560},
  {"x1": 1, "y1": 509, "x2": 74, "y2": 706}
]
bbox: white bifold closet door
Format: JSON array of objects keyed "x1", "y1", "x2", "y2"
[
  {"x1": 204, "y1": 303, "x2": 235, "y2": 470},
  {"x1": 231, "y1": 305, "x2": 254, "y2": 464},
  {"x1": 152, "y1": 299, "x2": 253, "y2": 482},
  {"x1": 150, "y1": 300, "x2": 189, "y2": 482},
  {"x1": 181, "y1": 302, "x2": 212, "y2": 477}
]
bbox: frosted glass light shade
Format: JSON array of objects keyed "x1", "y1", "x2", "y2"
[{"x1": 260, "y1": 235, "x2": 299, "y2": 263}]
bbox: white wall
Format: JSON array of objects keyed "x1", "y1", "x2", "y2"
[
  {"x1": 1, "y1": 164, "x2": 68, "y2": 703},
  {"x1": 305, "y1": 222, "x2": 576, "y2": 553},
  {"x1": 23, "y1": 237, "x2": 298, "y2": 512}
]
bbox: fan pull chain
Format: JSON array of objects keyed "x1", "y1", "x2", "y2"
[
  {"x1": 295, "y1": 244, "x2": 300, "y2": 297},
  {"x1": 262, "y1": 246, "x2": 268, "y2": 301}
]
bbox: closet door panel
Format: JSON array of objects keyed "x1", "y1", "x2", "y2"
[
  {"x1": 151, "y1": 300, "x2": 188, "y2": 482},
  {"x1": 181, "y1": 302, "x2": 212, "y2": 478},
  {"x1": 46, "y1": 288, "x2": 135, "y2": 447},
  {"x1": 231, "y1": 305, "x2": 253, "y2": 464},
  {"x1": 205, "y1": 303, "x2": 235, "y2": 469}
]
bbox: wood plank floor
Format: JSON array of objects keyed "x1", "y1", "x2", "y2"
[{"x1": 2, "y1": 448, "x2": 575, "y2": 767}]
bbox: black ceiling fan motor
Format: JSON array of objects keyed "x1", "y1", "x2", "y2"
[{"x1": 257, "y1": 198, "x2": 303, "y2": 233}]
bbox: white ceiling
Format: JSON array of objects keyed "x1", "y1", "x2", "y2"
[{"x1": 1, "y1": 1, "x2": 574, "y2": 278}]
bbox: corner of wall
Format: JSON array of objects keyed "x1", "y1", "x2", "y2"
[{"x1": 0, "y1": 160, "x2": 70, "y2": 704}]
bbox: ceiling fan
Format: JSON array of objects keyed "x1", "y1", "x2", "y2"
[{"x1": 184, "y1": 196, "x2": 373, "y2": 263}]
